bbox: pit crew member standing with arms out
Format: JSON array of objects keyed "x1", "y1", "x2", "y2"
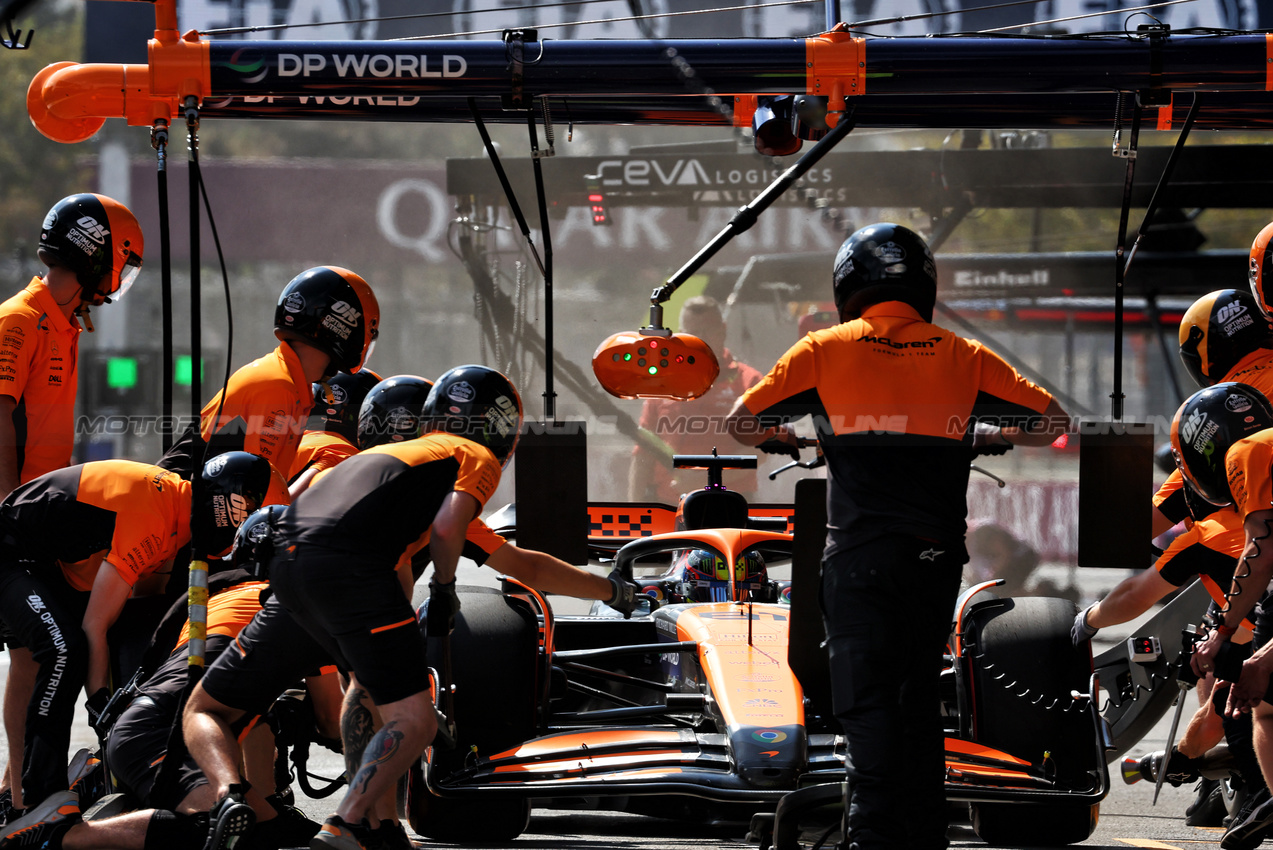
[
  {"x1": 726, "y1": 222, "x2": 1069, "y2": 850},
  {"x1": 0, "y1": 193, "x2": 143, "y2": 817},
  {"x1": 0, "y1": 452, "x2": 271, "y2": 846}
]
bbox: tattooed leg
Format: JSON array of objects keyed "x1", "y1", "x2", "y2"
[{"x1": 333, "y1": 690, "x2": 435, "y2": 826}]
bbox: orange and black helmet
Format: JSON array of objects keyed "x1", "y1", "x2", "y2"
[
  {"x1": 274, "y1": 266, "x2": 380, "y2": 375},
  {"x1": 356, "y1": 374, "x2": 435, "y2": 450},
  {"x1": 310, "y1": 369, "x2": 383, "y2": 444},
  {"x1": 1178, "y1": 289, "x2": 1273, "y2": 388},
  {"x1": 422, "y1": 365, "x2": 523, "y2": 467},
  {"x1": 38, "y1": 193, "x2": 143, "y2": 300},
  {"x1": 1251, "y1": 222, "x2": 1273, "y2": 318},
  {"x1": 1170, "y1": 382, "x2": 1273, "y2": 507}
]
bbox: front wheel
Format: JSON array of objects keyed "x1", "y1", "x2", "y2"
[{"x1": 963, "y1": 596, "x2": 1100, "y2": 846}]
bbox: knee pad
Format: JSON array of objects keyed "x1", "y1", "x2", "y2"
[{"x1": 145, "y1": 809, "x2": 208, "y2": 850}]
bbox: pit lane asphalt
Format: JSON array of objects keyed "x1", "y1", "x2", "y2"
[{"x1": 0, "y1": 562, "x2": 1239, "y2": 848}]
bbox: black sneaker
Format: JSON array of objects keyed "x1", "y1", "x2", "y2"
[
  {"x1": 1187, "y1": 777, "x2": 1229, "y2": 827},
  {"x1": 253, "y1": 797, "x2": 321, "y2": 848},
  {"x1": 374, "y1": 820, "x2": 414, "y2": 850},
  {"x1": 310, "y1": 815, "x2": 377, "y2": 850},
  {"x1": 1223, "y1": 787, "x2": 1273, "y2": 850},
  {"x1": 65, "y1": 749, "x2": 105, "y2": 812},
  {"x1": 204, "y1": 788, "x2": 256, "y2": 850},
  {"x1": 1, "y1": 790, "x2": 81, "y2": 848}
]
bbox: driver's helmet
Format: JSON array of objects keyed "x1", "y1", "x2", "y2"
[{"x1": 671, "y1": 548, "x2": 768, "y2": 603}]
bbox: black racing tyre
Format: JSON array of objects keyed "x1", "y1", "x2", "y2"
[
  {"x1": 405, "y1": 587, "x2": 537, "y2": 842},
  {"x1": 963, "y1": 596, "x2": 1099, "y2": 847}
]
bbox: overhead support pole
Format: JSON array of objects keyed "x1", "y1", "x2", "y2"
[{"x1": 31, "y1": 29, "x2": 1273, "y2": 140}]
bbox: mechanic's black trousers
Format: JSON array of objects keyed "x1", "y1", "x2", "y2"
[
  {"x1": 822, "y1": 535, "x2": 965, "y2": 850},
  {"x1": 0, "y1": 565, "x2": 88, "y2": 806}
]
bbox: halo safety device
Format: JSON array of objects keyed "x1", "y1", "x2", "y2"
[
  {"x1": 198, "y1": 451, "x2": 273, "y2": 558},
  {"x1": 422, "y1": 365, "x2": 523, "y2": 468},
  {"x1": 274, "y1": 266, "x2": 380, "y2": 375},
  {"x1": 229, "y1": 504, "x2": 288, "y2": 579},
  {"x1": 311, "y1": 369, "x2": 383, "y2": 445},
  {"x1": 38, "y1": 193, "x2": 143, "y2": 302},
  {"x1": 1178, "y1": 289, "x2": 1273, "y2": 388},
  {"x1": 357, "y1": 374, "x2": 435, "y2": 451},
  {"x1": 1169, "y1": 382, "x2": 1273, "y2": 507},
  {"x1": 1250, "y1": 221, "x2": 1273, "y2": 318},
  {"x1": 832, "y1": 222, "x2": 937, "y2": 322}
]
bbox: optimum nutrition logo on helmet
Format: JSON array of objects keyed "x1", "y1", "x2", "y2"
[
  {"x1": 1180, "y1": 409, "x2": 1220, "y2": 454},
  {"x1": 485, "y1": 395, "x2": 518, "y2": 438},
  {"x1": 330, "y1": 301, "x2": 362, "y2": 327},
  {"x1": 62, "y1": 215, "x2": 109, "y2": 257},
  {"x1": 1218, "y1": 300, "x2": 1254, "y2": 336},
  {"x1": 212, "y1": 494, "x2": 251, "y2": 528}
]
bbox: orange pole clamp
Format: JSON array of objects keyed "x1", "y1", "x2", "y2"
[
  {"x1": 27, "y1": 15, "x2": 209, "y2": 144},
  {"x1": 805, "y1": 31, "x2": 865, "y2": 128},
  {"x1": 733, "y1": 95, "x2": 758, "y2": 128},
  {"x1": 1267, "y1": 33, "x2": 1273, "y2": 91}
]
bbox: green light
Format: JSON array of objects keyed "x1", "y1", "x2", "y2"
[
  {"x1": 175, "y1": 356, "x2": 205, "y2": 386},
  {"x1": 624, "y1": 353, "x2": 632, "y2": 361},
  {"x1": 648, "y1": 366, "x2": 658, "y2": 375},
  {"x1": 106, "y1": 356, "x2": 138, "y2": 390}
]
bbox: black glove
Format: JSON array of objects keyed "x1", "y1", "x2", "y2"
[
  {"x1": 1071, "y1": 605, "x2": 1098, "y2": 647},
  {"x1": 1160, "y1": 747, "x2": 1204, "y2": 787},
  {"x1": 971, "y1": 422, "x2": 1011, "y2": 456},
  {"x1": 757, "y1": 437, "x2": 799, "y2": 460},
  {"x1": 427, "y1": 578, "x2": 461, "y2": 637},
  {"x1": 605, "y1": 568, "x2": 642, "y2": 619},
  {"x1": 85, "y1": 688, "x2": 110, "y2": 730}
]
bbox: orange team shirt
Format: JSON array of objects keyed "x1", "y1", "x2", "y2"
[
  {"x1": 284, "y1": 432, "x2": 501, "y2": 568},
  {"x1": 0, "y1": 277, "x2": 80, "y2": 483},
  {"x1": 1156, "y1": 350, "x2": 1273, "y2": 525},
  {"x1": 202, "y1": 344, "x2": 313, "y2": 480},
  {"x1": 287, "y1": 430, "x2": 358, "y2": 484},
  {"x1": 1226, "y1": 429, "x2": 1273, "y2": 523},
  {"x1": 176, "y1": 580, "x2": 269, "y2": 647},
  {"x1": 0, "y1": 460, "x2": 194, "y2": 591},
  {"x1": 1154, "y1": 514, "x2": 1250, "y2": 618},
  {"x1": 740, "y1": 302, "x2": 1054, "y2": 549}
]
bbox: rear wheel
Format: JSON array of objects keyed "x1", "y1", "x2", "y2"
[
  {"x1": 404, "y1": 588, "x2": 537, "y2": 843},
  {"x1": 964, "y1": 596, "x2": 1100, "y2": 846}
]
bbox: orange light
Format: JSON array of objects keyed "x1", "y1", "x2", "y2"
[{"x1": 592, "y1": 331, "x2": 719, "y2": 400}]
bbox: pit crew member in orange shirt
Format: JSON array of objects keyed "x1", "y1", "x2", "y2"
[
  {"x1": 726, "y1": 222, "x2": 1069, "y2": 850},
  {"x1": 287, "y1": 369, "x2": 382, "y2": 498},
  {"x1": 158, "y1": 266, "x2": 379, "y2": 483},
  {"x1": 0, "y1": 452, "x2": 270, "y2": 845},
  {"x1": 0, "y1": 193, "x2": 144, "y2": 819}
]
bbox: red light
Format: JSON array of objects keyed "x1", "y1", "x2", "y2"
[
  {"x1": 676, "y1": 354, "x2": 684, "y2": 363},
  {"x1": 1052, "y1": 433, "x2": 1069, "y2": 450},
  {"x1": 588, "y1": 194, "x2": 603, "y2": 202}
]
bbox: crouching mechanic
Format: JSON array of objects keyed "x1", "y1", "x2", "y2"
[
  {"x1": 0, "y1": 452, "x2": 272, "y2": 845},
  {"x1": 183, "y1": 365, "x2": 639, "y2": 850},
  {"x1": 1174, "y1": 382, "x2": 1273, "y2": 847},
  {"x1": 7, "y1": 506, "x2": 336, "y2": 850}
]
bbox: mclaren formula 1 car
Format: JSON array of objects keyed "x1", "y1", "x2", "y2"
[{"x1": 405, "y1": 453, "x2": 1109, "y2": 848}]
